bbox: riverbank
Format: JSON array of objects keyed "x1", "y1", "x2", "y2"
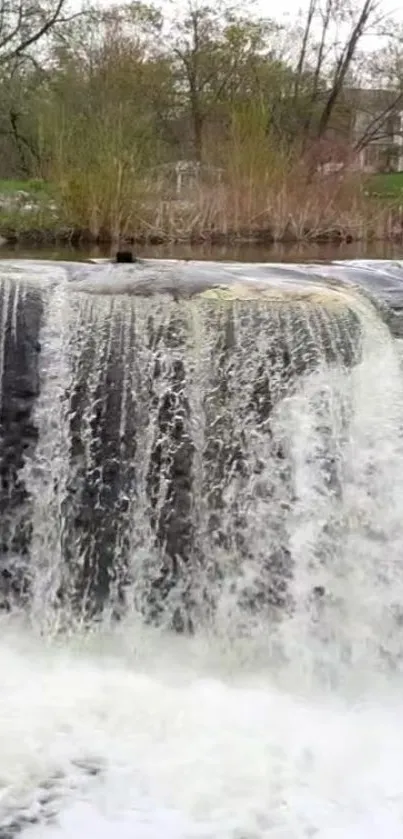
[{"x1": 0, "y1": 174, "x2": 402, "y2": 247}]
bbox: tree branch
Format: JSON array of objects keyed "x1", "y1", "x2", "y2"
[{"x1": 0, "y1": 0, "x2": 74, "y2": 66}]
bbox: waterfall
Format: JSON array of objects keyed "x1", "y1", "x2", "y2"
[
  {"x1": 1, "y1": 265, "x2": 364, "y2": 632},
  {"x1": 1, "y1": 258, "x2": 403, "y2": 838}
]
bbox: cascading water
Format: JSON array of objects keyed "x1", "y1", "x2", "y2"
[{"x1": 1, "y1": 258, "x2": 403, "y2": 838}]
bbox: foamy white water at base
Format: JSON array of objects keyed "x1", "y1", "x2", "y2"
[{"x1": 0, "y1": 617, "x2": 402, "y2": 839}]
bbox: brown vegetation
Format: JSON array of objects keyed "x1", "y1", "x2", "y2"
[
  {"x1": 51, "y1": 175, "x2": 399, "y2": 246},
  {"x1": 2, "y1": 176, "x2": 400, "y2": 247},
  {"x1": 0, "y1": 0, "x2": 403, "y2": 244}
]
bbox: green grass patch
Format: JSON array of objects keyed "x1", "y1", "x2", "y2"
[
  {"x1": 0, "y1": 193, "x2": 62, "y2": 240},
  {"x1": 0, "y1": 179, "x2": 59, "y2": 233},
  {"x1": 0, "y1": 178, "x2": 54, "y2": 197},
  {"x1": 366, "y1": 171, "x2": 403, "y2": 199}
]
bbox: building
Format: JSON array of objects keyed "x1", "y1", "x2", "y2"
[{"x1": 342, "y1": 88, "x2": 403, "y2": 173}]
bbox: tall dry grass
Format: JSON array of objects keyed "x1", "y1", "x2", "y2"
[
  {"x1": 46, "y1": 101, "x2": 399, "y2": 243},
  {"x1": 135, "y1": 177, "x2": 395, "y2": 243}
]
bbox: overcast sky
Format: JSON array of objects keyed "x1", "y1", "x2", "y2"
[
  {"x1": 91, "y1": 0, "x2": 403, "y2": 50},
  {"x1": 277, "y1": 0, "x2": 401, "y2": 16},
  {"x1": 92, "y1": 0, "x2": 403, "y2": 16}
]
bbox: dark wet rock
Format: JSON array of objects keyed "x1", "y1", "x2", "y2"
[
  {"x1": 115, "y1": 250, "x2": 137, "y2": 263},
  {"x1": 0, "y1": 284, "x2": 43, "y2": 606},
  {"x1": 61, "y1": 305, "x2": 139, "y2": 615}
]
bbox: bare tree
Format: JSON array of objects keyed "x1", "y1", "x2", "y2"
[
  {"x1": 291, "y1": 0, "x2": 382, "y2": 144},
  {"x1": 353, "y1": 95, "x2": 403, "y2": 152},
  {"x1": 316, "y1": 0, "x2": 380, "y2": 138},
  {"x1": 351, "y1": 29, "x2": 403, "y2": 153},
  {"x1": 0, "y1": 0, "x2": 76, "y2": 66},
  {"x1": 171, "y1": 1, "x2": 279, "y2": 161},
  {"x1": 293, "y1": 0, "x2": 317, "y2": 103},
  {"x1": 172, "y1": 2, "x2": 225, "y2": 162}
]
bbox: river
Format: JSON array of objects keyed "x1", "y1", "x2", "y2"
[{"x1": 1, "y1": 239, "x2": 403, "y2": 263}]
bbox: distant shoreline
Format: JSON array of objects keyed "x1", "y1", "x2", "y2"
[
  {"x1": 1, "y1": 172, "x2": 403, "y2": 249},
  {"x1": 1, "y1": 223, "x2": 403, "y2": 248}
]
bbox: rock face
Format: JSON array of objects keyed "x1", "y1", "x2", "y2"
[{"x1": 0, "y1": 263, "x2": 363, "y2": 627}]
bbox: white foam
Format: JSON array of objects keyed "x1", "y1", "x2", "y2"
[{"x1": 0, "y1": 619, "x2": 402, "y2": 839}]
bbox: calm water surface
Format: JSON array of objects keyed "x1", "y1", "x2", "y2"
[{"x1": 1, "y1": 241, "x2": 403, "y2": 263}]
